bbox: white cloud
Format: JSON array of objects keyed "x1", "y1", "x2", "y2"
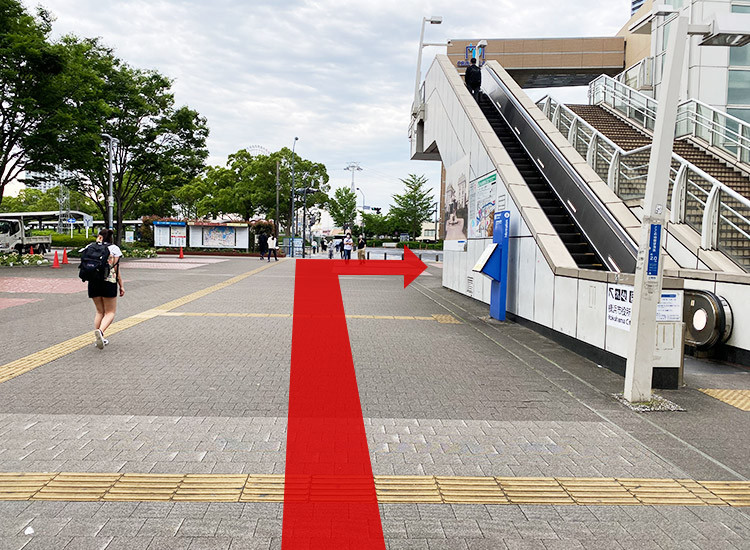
[{"x1": 31, "y1": 0, "x2": 631, "y2": 211}]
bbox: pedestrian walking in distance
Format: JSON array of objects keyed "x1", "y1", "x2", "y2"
[
  {"x1": 343, "y1": 232, "x2": 353, "y2": 261},
  {"x1": 465, "y1": 57, "x2": 481, "y2": 101},
  {"x1": 357, "y1": 234, "x2": 366, "y2": 263},
  {"x1": 328, "y1": 239, "x2": 335, "y2": 259},
  {"x1": 79, "y1": 229, "x2": 124, "y2": 350},
  {"x1": 267, "y1": 234, "x2": 278, "y2": 261},
  {"x1": 258, "y1": 232, "x2": 269, "y2": 260}
]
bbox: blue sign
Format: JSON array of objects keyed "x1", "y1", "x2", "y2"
[
  {"x1": 67, "y1": 218, "x2": 76, "y2": 223},
  {"x1": 490, "y1": 211, "x2": 511, "y2": 321},
  {"x1": 646, "y1": 223, "x2": 661, "y2": 279},
  {"x1": 153, "y1": 221, "x2": 187, "y2": 226}
]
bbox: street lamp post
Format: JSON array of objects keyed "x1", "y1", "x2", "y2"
[
  {"x1": 412, "y1": 16, "x2": 443, "y2": 117},
  {"x1": 432, "y1": 201, "x2": 439, "y2": 242},
  {"x1": 299, "y1": 187, "x2": 315, "y2": 258},
  {"x1": 624, "y1": 10, "x2": 750, "y2": 403},
  {"x1": 356, "y1": 187, "x2": 365, "y2": 235},
  {"x1": 102, "y1": 134, "x2": 118, "y2": 231},
  {"x1": 275, "y1": 160, "x2": 280, "y2": 239},
  {"x1": 290, "y1": 137, "x2": 299, "y2": 257}
]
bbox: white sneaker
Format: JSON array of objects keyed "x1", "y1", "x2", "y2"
[
  {"x1": 102, "y1": 338, "x2": 109, "y2": 346},
  {"x1": 94, "y1": 329, "x2": 104, "y2": 350}
]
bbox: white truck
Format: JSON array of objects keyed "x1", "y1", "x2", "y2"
[{"x1": 0, "y1": 218, "x2": 52, "y2": 255}]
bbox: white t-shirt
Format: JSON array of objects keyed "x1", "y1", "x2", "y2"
[
  {"x1": 105, "y1": 244, "x2": 122, "y2": 283},
  {"x1": 343, "y1": 237, "x2": 353, "y2": 250}
]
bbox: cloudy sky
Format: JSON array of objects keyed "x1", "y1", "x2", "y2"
[{"x1": 22, "y1": 0, "x2": 631, "y2": 210}]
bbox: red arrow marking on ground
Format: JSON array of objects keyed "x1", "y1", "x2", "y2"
[{"x1": 282, "y1": 248, "x2": 427, "y2": 549}]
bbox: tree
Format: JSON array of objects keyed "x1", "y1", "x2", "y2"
[
  {"x1": 178, "y1": 147, "x2": 329, "y2": 230},
  {"x1": 0, "y1": 186, "x2": 98, "y2": 215},
  {"x1": 49, "y1": 38, "x2": 209, "y2": 244},
  {"x1": 327, "y1": 187, "x2": 358, "y2": 229},
  {"x1": 0, "y1": 1, "x2": 67, "y2": 207},
  {"x1": 389, "y1": 174, "x2": 434, "y2": 238},
  {"x1": 361, "y1": 212, "x2": 394, "y2": 238}
]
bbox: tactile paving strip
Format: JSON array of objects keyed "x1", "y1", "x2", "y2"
[
  {"x1": 1, "y1": 473, "x2": 748, "y2": 506},
  {"x1": 0, "y1": 260, "x2": 286, "y2": 385},
  {"x1": 699, "y1": 389, "x2": 750, "y2": 411}
]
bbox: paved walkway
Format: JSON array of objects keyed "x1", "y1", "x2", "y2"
[{"x1": 0, "y1": 256, "x2": 748, "y2": 549}]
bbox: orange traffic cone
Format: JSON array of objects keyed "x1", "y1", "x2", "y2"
[
  {"x1": 52, "y1": 251, "x2": 61, "y2": 268},
  {"x1": 29, "y1": 246, "x2": 33, "y2": 255},
  {"x1": 179, "y1": 246, "x2": 184, "y2": 259},
  {"x1": 62, "y1": 248, "x2": 69, "y2": 264}
]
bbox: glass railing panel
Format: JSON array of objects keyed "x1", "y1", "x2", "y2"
[{"x1": 717, "y1": 196, "x2": 750, "y2": 271}]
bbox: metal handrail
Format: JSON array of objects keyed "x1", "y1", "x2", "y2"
[
  {"x1": 591, "y1": 74, "x2": 750, "y2": 165},
  {"x1": 537, "y1": 94, "x2": 750, "y2": 270}
]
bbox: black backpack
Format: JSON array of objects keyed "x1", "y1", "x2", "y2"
[
  {"x1": 465, "y1": 64, "x2": 481, "y2": 87},
  {"x1": 79, "y1": 242, "x2": 111, "y2": 282}
]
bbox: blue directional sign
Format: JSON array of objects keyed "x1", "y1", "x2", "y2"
[
  {"x1": 490, "y1": 211, "x2": 511, "y2": 321},
  {"x1": 646, "y1": 223, "x2": 661, "y2": 280}
]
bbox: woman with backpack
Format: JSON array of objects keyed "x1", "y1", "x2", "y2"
[{"x1": 81, "y1": 229, "x2": 124, "y2": 349}]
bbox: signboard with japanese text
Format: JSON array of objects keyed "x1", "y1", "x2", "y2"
[{"x1": 607, "y1": 283, "x2": 683, "y2": 331}]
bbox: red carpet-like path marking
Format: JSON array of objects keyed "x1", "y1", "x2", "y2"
[{"x1": 283, "y1": 249, "x2": 427, "y2": 549}]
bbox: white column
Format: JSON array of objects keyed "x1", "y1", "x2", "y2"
[{"x1": 624, "y1": 16, "x2": 689, "y2": 403}]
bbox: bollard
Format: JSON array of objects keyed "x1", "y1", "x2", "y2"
[{"x1": 367, "y1": 251, "x2": 369, "y2": 260}]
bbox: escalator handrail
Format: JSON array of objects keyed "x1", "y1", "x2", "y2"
[{"x1": 482, "y1": 65, "x2": 639, "y2": 271}]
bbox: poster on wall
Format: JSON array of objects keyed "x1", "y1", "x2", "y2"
[
  {"x1": 468, "y1": 172, "x2": 497, "y2": 238},
  {"x1": 203, "y1": 226, "x2": 236, "y2": 248},
  {"x1": 170, "y1": 225, "x2": 187, "y2": 247},
  {"x1": 444, "y1": 155, "x2": 470, "y2": 250},
  {"x1": 606, "y1": 283, "x2": 684, "y2": 331}
]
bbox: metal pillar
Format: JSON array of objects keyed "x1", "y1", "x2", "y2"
[{"x1": 624, "y1": 16, "x2": 689, "y2": 403}]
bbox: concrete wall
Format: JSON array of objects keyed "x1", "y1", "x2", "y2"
[{"x1": 413, "y1": 54, "x2": 750, "y2": 364}]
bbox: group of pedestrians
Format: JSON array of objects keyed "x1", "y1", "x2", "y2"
[{"x1": 326, "y1": 232, "x2": 366, "y2": 262}]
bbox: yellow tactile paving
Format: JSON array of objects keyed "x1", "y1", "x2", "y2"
[
  {"x1": 2, "y1": 473, "x2": 747, "y2": 505},
  {"x1": 0, "y1": 260, "x2": 286, "y2": 385},
  {"x1": 432, "y1": 314, "x2": 462, "y2": 324},
  {"x1": 151, "y1": 312, "x2": 457, "y2": 323},
  {"x1": 699, "y1": 389, "x2": 750, "y2": 411}
]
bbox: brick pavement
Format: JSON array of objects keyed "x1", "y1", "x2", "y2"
[{"x1": 0, "y1": 257, "x2": 749, "y2": 548}]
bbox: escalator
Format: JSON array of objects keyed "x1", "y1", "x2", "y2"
[
  {"x1": 480, "y1": 65, "x2": 638, "y2": 273},
  {"x1": 479, "y1": 95, "x2": 605, "y2": 270}
]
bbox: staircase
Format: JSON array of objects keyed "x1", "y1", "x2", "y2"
[
  {"x1": 569, "y1": 104, "x2": 750, "y2": 270},
  {"x1": 479, "y1": 96, "x2": 605, "y2": 270},
  {"x1": 568, "y1": 105, "x2": 750, "y2": 197}
]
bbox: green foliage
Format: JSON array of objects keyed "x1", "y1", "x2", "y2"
[
  {"x1": 0, "y1": 252, "x2": 49, "y2": 266},
  {"x1": 396, "y1": 241, "x2": 443, "y2": 250},
  {"x1": 361, "y1": 212, "x2": 396, "y2": 239},
  {"x1": 327, "y1": 187, "x2": 358, "y2": 229},
  {"x1": 388, "y1": 174, "x2": 434, "y2": 239},
  {"x1": 0, "y1": 186, "x2": 98, "y2": 214},
  {"x1": 0, "y1": 0, "x2": 68, "y2": 206},
  {"x1": 48, "y1": 233, "x2": 92, "y2": 248},
  {"x1": 176, "y1": 147, "x2": 329, "y2": 232}
]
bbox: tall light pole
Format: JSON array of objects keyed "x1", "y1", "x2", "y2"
[
  {"x1": 624, "y1": 10, "x2": 750, "y2": 402},
  {"x1": 102, "y1": 133, "x2": 118, "y2": 231},
  {"x1": 344, "y1": 162, "x2": 362, "y2": 231},
  {"x1": 356, "y1": 187, "x2": 365, "y2": 234},
  {"x1": 412, "y1": 16, "x2": 443, "y2": 117},
  {"x1": 275, "y1": 160, "x2": 280, "y2": 239},
  {"x1": 290, "y1": 137, "x2": 299, "y2": 256},
  {"x1": 300, "y1": 187, "x2": 315, "y2": 258}
]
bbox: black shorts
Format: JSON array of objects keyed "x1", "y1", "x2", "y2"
[{"x1": 88, "y1": 280, "x2": 118, "y2": 298}]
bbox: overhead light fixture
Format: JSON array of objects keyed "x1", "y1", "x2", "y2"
[
  {"x1": 427, "y1": 16, "x2": 442, "y2": 24},
  {"x1": 697, "y1": 14, "x2": 750, "y2": 47}
]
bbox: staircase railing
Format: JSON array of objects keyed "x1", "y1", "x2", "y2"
[
  {"x1": 615, "y1": 57, "x2": 655, "y2": 92},
  {"x1": 590, "y1": 74, "x2": 750, "y2": 166},
  {"x1": 537, "y1": 95, "x2": 750, "y2": 271}
]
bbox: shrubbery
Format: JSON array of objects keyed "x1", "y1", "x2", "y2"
[
  {"x1": 0, "y1": 253, "x2": 49, "y2": 267},
  {"x1": 396, "y1": 241, "x2": 443, "y2": 250}
]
